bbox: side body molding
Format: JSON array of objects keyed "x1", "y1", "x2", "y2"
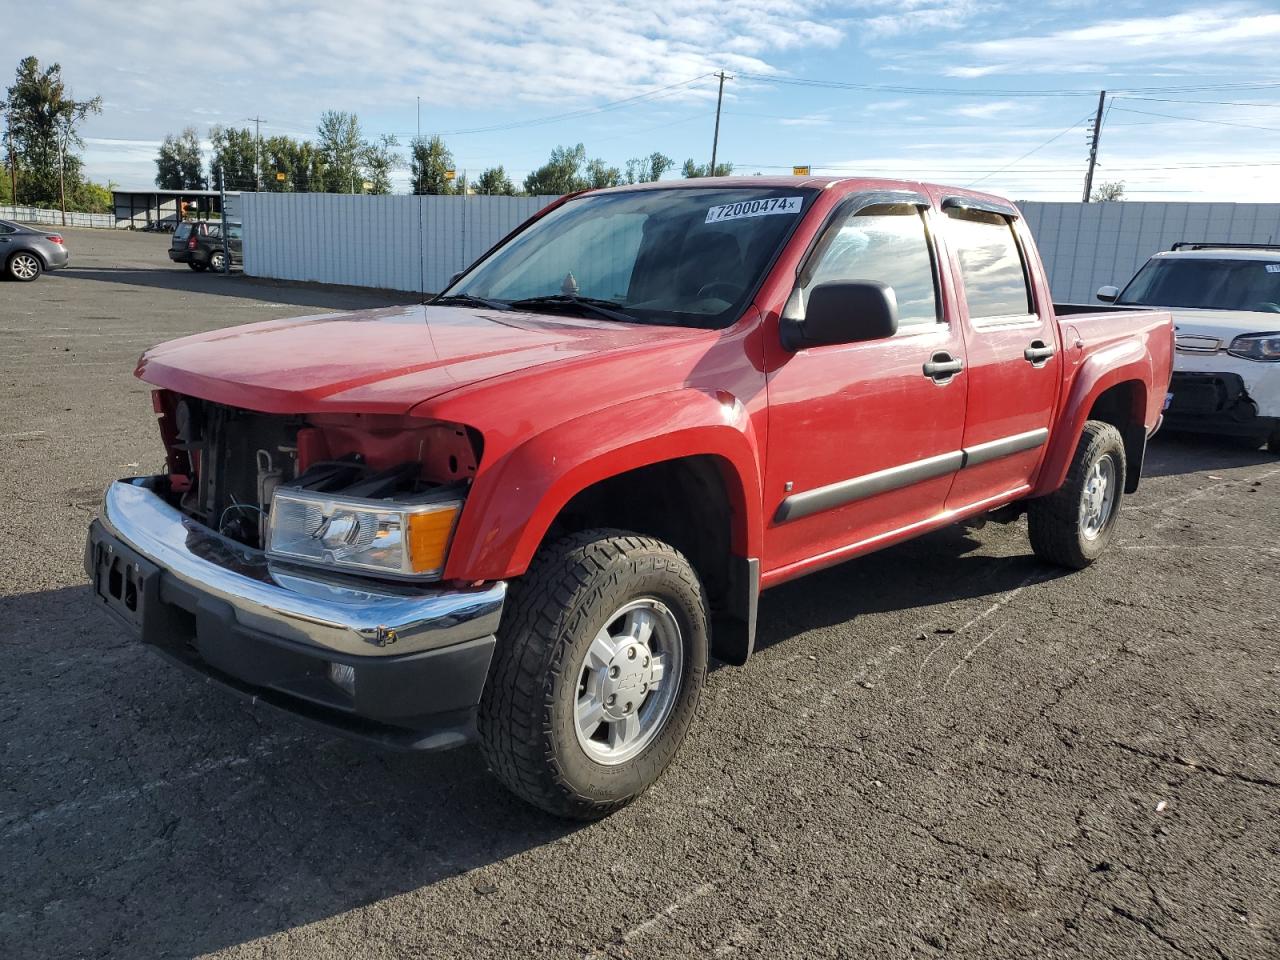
[{"x1": 775, "y1": 428, "x2": 1049, "y2": 523}]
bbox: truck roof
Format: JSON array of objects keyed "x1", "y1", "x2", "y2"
[{"x1": 587, "y1": 175, "x2": 1014, "y2": 209}]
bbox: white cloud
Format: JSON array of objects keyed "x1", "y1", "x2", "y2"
[
  {"x1": 945, "y1": 5, "x2": 1280, "y2": 77},
  {"x1": 952, "y1": 100, "x2": 1020, "y2": 119},
  {"x1": 847, "y1": 0, "x2": 988, "y2": 37}
]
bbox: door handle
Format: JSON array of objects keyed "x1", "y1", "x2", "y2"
[
  {"x1": 1024, "y1": 339, "x2": 1056, "y2": 364},
  {"x1": 923, "y1": 351, "x2": 964, "y2": 382}
]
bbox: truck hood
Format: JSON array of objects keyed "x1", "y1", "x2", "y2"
[
  {"x1": 1169, "y1": 308, "x2": 1280, "y2": 350},
  {"x1": 137, "y1": 303, "x2": 709, "y2": 414}
]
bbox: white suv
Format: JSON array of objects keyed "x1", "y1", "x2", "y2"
[{"x1": 1100, "y1": 243, "x2": 1280, "y2": 454}]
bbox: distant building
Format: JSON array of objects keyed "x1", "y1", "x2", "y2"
[{"x1": 112, "y1": 189, "x2": 240, "y2": 229}]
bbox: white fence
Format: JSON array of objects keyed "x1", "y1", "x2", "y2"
[
  {"x1": 237, "y1": 194, "x2": 1280, "y2": 303},
  {"x1": 0, "y1": 205, "x2": 116, "y2": 229},
  {"x1": 240, "y1": 193, "x2": 559, "y2": 294},
  {"x1": 1020, "y1": 202, "x2": 1280, "y2": 303}
]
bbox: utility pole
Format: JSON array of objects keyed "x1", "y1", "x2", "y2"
[
  {"x1": 57, "y1": 134, "x2": 67, "y2": 226},
  {"x1": 6, "y1": 125, "x2": 16, "y2": 208},
  {"x1": 709, "y1": 71, "x2": 727, "y2": 176},
  {"x1": 247, "y1": 115, "x2": 265, "y2": 190},
  {"x1": 416, "y1": 96, "x2": 421, "y2": 142},
  {"x1": 1082, "y1": 90, "x2": 1106, "y2": 204}
]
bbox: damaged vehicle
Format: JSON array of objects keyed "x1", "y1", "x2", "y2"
[
  {"x1": 88, "y1": 177, "x2": 1173, "y2": 818},
  {"x1": 1099, "y1": 242, "x2": 1280, "y2": 452}
]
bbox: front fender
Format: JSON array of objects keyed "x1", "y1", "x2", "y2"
[
  {"x1": 444, "y1": 389, "x2": 764, "y2": 581},
  {"x1": 1032, "y1": 339, "x2": 1153, "y2": 497}
]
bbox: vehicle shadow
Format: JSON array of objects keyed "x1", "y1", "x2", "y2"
[
  {"x1": 1143, "y1": 431, "x2": 1275, "y2": 478},
  {"x1": 47, "y1": 265, "x2": 420, "y2": 311},
  {"x1": 748, "y1": 523, "x2": 1065, "y2": 658}
]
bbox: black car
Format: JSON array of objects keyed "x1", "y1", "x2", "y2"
[
  {"x1": 0, "y1": 219, "x2": 70, "y2": 281},
  {"x1": 169, "y1": 221, "x2": 242, "y2": 272}
]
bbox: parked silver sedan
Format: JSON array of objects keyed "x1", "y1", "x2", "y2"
[{"x1": 0, "y1": 219, "x2": 71, "y2": 281}]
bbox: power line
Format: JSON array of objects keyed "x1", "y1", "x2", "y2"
[
  {"x1": 965, "y1": 111, "x2": 1097, "y2": 187},
  {"x1": 1109, "y1": 104, "x2": 1280, "y2": 133}
]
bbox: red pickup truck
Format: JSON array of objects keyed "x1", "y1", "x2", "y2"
[{"x1": 87, "y1": 177, "x2": 1173, "y2": 818}]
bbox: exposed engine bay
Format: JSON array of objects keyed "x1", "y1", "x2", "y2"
[{"x1": 153, "y1": 391, "x2": 480, "y2": 551}]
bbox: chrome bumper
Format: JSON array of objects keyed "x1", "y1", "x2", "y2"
[{"x1": 95, "y1": 478, "x2": 505, "y2": 658}]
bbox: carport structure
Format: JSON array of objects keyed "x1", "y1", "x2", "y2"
[{"x1": 111, "y1": 189, "x2": 239, "y2": 229}]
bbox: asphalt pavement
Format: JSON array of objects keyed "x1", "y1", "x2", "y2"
[{"x1": 2, "y1": 226, "x2": 1277, "y2": 959}]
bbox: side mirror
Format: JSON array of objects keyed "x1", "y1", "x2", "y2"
[
  {"x1": 1096, "y1": 285, "x2": 1120, "y2": 303},
  {"x1": 781, "y1": 281, "x2": 899, "y2": 351}
]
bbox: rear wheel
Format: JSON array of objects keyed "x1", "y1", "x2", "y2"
[
  {"x1": 6, "y1": 251, "x2": 42, "y2": 281},
  {"x1": 209, "y1": 249, "x2": 228, "y2": 272},
  {"x1": 188, "y1": 260, "x2": 206, "y2": 272},
  {"x1": 477, "y1": 530, "x2": 709, "y2": 819},
  {"x1": 1028, "y1": 421, "x2": 1126, "y2": 569},
  {"x1": 1268, "y1": 431, "x2": 1280, "y2": 455}
]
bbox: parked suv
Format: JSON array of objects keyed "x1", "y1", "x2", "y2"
[
  {"x1": 169, "y1": 220, "x2": 241, "y2": 272},
  {"x1": 90, "y1": 178, "x2": 1173, "y2": 818},
  {"x1": 1100, "y1": 242, "x2": 1280, "y2": 453}
]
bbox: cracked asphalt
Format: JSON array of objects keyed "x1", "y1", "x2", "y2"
[{"x1": 2, "y1": 227, "x2": 1278, "y2": 959}]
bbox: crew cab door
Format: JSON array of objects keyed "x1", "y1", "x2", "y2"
[
  {"x1": 937, "y1": 200, "x2": 1060, "y2": 509},
  {"x1": 762, "y1": 195, "x2": 967, "y2": 577}
]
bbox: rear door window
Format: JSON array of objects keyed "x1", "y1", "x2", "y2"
[
  {"x1": 945, "y1": 208, "x2": 1034, "y2": 320},
  {"x1": 174, "y1": 223, "x2": 192, "y2": 240}
]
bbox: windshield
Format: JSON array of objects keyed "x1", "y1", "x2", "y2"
[
  {"x1": 443, "y1": 187, "x2": 816, "y2": 328},
  {"x1": 1118, "y1": 257, "x2": 1280, "y2": 312}
]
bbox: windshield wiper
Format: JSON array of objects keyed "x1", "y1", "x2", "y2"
[
  {"x1": 508, "y1": 294, "x2": 644, "y2": 325},
  {"x1": 432, "y1": 293, "x2": 511, "y2": 310}
]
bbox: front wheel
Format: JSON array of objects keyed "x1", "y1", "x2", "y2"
[
  {"x1": 1268, "y1": 431, "x2": 1280, "y2": 455},
  {"x1": 478, "y1": 530, "x2": 709, "y2": 819},
  {"x1": 1027, "y1": 421, "x2": 1126, "y2": 569}
]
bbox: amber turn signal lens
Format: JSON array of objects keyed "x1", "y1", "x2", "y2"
[{"x1": 407, "y1": 505, "x2": 461, "y2": 575}]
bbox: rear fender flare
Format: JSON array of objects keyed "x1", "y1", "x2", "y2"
[
  {"x1": 1032, "y1": 341, "x2": 1152, "y2": 497},
  {"x1": 444, "y1": 390, "x2": 763, "y2": 581}
]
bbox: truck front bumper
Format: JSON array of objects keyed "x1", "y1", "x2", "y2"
[{"x1": 85, "y1": 477, "x2": 505, "y2": 750}]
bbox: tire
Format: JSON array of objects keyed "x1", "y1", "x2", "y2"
[
  {"x1": 478, "y1": 529, "x2": 709, "y2": 819},
  {"x1": 1268, "y1": 432, "x2": 1280, "y2": 456},
  {"x1": 6, "y1": 251, "x2": 42, "y2": 282},
  {"x1": 1028, "y1": 421, "x2": 1126, "y2": 569},
  {"x1": 188, "y1": 260, "x2": 206, "y2": 272},
  {"x1": 209, "y1": 250, "x2": 227, "y2": 272}
]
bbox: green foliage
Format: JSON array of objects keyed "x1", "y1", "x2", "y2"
[
  {"x1": 524, "y1": 143, "x2": 588, "y2": 195},
  {"x1": 476, "y1": 165, "x2": 515, "y2": 196},
  {"x1": 1091, "y1": 180, "x2": 1125, "y2": 202},
  {"x1": 625, "y1": 152, "x2": 673, "y2": 184},
  {"x1": 4, "y1": 55, "x2": 102, "y2": 207},
  {"x1": 585, "y1": 157, "x2": 622, "y2": 189},
  {"x1": 316, "y1": 110, "x2": 364, "y2": 193},
  {"x1": 681, "y1": 159, "x2": 733, "y2": 178},
  {"x1": 410, "y1": 134, "x2": 455, "y2": 195},
  {"x1": 360, "y1": 134, "x2": 399, "y2": 195},
  {"x1": 72, "y1": 179, "x2": 112, "y2": 213},
  {"x1": 155, "y1": 127, "x2": 205, "y2": 190},
  {"x1": 209, "y1": 125, "x2": 257, "y2": 191}
]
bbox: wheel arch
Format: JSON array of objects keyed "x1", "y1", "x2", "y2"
[{"x1": 1033, "y1": 343, "x2": 1154, "y2": 497}]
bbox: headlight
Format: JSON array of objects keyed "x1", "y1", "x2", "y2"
[
  {"x1": 266, "y1": 489, "x2": 461, "y2": 580},
  {"x1": 1227, "y1": 333, "x2": 1280, "y2": 362}
]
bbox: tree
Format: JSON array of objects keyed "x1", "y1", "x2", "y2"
[
  {"x1": 155, "y1": 127, "x2": 205, "y2": 190},
  {"x1": 524, "y1": 143, "x2": 588, "y2": 195},
  {"x1": 4, "y1": 55, "x2": 102, "y2": 211},
  {"x1": 410, "y1": 134, "x2": 455, "y2": 195},
  {"x1": 1091, "y1": 180, "x2": 1125, "y2": 202},
  {"x1": 625, "y1": 152, "x2": 673, "y2": 184},
  {"x1": 476, "y1": 165, "x2": 515, "y2": 196},
  {"x1": 358, "y1": 134, "x2": 398, "y2": 195},
  {"x1": 585, "y1": 157, "x2": 622, "y2": 189},
  {"x1": 682, "y1": 158, "x2": 733, "y2": 178},
  {"x1": 316, "y1": 110, "x2": 364, "y2": 193},
  {"x1": 209, "y1": 125, "x2": 256, "y2": 191}
]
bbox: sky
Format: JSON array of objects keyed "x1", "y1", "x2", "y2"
[{"x1": 7, "y1": 0, "x2": 1280, "y2": 201}]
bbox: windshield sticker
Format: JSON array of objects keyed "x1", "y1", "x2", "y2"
[
  {"x1": 1266, "y1": 264, "x2": 1280, "y2": 273},
  {"x1": 705, "y1": 196, "x2": 803, "y2": 224}
]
